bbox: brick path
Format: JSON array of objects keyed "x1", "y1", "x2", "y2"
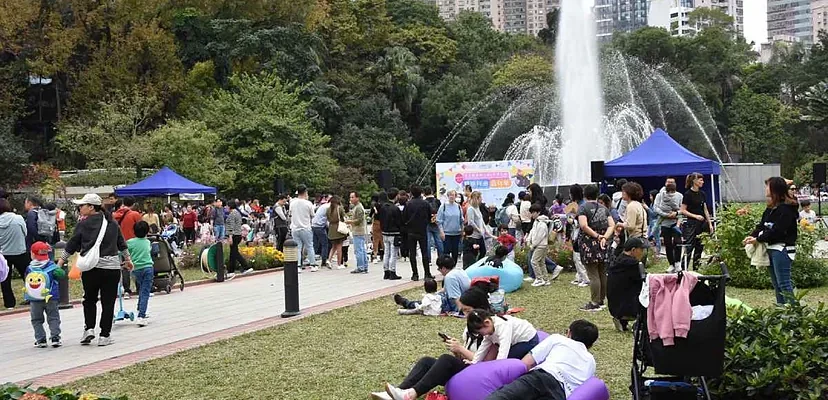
[{"x1": 1, "y1": 260, "x2": 421, "y2": 386}]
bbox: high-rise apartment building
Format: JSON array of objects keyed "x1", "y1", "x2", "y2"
[
  {"x1": 594, "y1": 0, "x2": 650, "y2": 42},
  {"x1": 813, "y1": 0, "x2": 828, "y2": 42},
  {"x1": 648, "y1": 0, "x2": 744, "y2": 37},
  {"x1": 695, "y1": 0, "x2": 744, "y2": 35},
  {"x1": 767, "y1": 0, "x2": 813, "y2": 45},
  {"x1": 595, "y1": 0, "x2": 616, "y2": 41}
]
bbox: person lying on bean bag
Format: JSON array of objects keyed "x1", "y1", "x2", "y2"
[{"x1": 486, "y1": 320, "x2": 599, "y2": 400}]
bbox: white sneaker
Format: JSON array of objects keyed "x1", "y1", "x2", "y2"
[
  {"x1": 336, "y1": 264, "x2": 346, "y2": 270},
  {"x1": 324, "y1": 262, "x2": 333, "y2": 270},
  {"x1": 666, "y1": 265, "x2": 676, "y2": 273},
  {"x1": 523, "y1": 277, "x2": 534, "y2": 282},
  {"x1": 97, "y1": 336, "x2": 114, "y2": 346},
  {"x1": 80, "y1": 329, "x2": 95, "y2": 345},
  {"x1": 570, "y1": 279, "x2": 581, "y2": 285},
  {"x1": 531, "y1": 279, "x2": 547, "y2": 287},
  {"x1": 242, "y1": 268, "x2": 254, "y2": 275},
  {"x1": 309, "y1": 266, "x2": 319, "y2": 272},
  {"x1": 385, "y1": 383, "x2": 415, "y2": 400},
  {"x1": 370, "y1": 391, "x2": 393, "y2": 400},
  {"x1": 137, "y1": 317, "x2": 149, "y2": 327},
  {"x1": 225, "y1": 273, "x2": 236, "y2": 280},
  {"x1": 578, "y1": 281, "x2": 590, "y2": 287},
  {"x1": 550, "y1": 266, "x2": 564, "y2": 280}
]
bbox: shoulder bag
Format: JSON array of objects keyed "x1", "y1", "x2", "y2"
[{"x1": 76, "y1": 217, "x2": 109, "y2": 272}]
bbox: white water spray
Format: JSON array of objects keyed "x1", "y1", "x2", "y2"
[{"x1": 556, "y1": 0, "x2": 604, "y2": 184}]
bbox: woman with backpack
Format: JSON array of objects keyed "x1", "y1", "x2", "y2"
[
  {"x1": 58, "y1": 193, "x2": 133, "y2": 346},
  {"x1": 0, "y1": 198, "x2": 30, "y2": 309},
  {"x1": 577, "y1": 184, "x2": 616, "y2": 312}
]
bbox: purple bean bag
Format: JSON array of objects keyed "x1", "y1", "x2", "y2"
[
  {"x1": 445, "y1": 358, "x2": 527, "y2": 400},
  {"x1": 568, "y1": 377, "x2": 610, "y2": 400},
  {"x1": 444, "y1": 331, "x2": 550, "y2": 400}
]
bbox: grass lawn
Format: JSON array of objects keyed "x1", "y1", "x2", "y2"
[
  {"x1": 5, "y1": 267, "x2": 210, "y2": 310},
  {"x1": 67, "y1": 269, "x2": 828, "y2": 400}
]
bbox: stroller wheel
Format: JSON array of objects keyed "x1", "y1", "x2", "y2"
[{"x1": 165, "y1": 285, "x2": 172, "y2": 294}]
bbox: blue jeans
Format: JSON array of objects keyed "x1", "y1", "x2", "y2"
[
  {"x1": 526, "y1": 248, "x2": 558, "y2": 279},
  {"x1": 427, "y1": 225, "x2": 444, "y2": 258},
  {"x1": 440, "y1": 291, "x2": 459, "y2": 313},
  {"x1": 30, "y1": 298, "x2": 61, "y2": 342},
  {"x1": 213, "y1": 225, "x2": 225, "y2": 240},
  {"x1": 312, "y1": 226, "x2": 329, "y2": 264},
  {"x1": 353, "y1": 234, "x2": 369, "y2": 271},
  {"x1": 132, "y1": 267, "x2": 154, "y2": 318},
  {"x1": 767, "y1": 249, "x2": 794, "y2": 304},
  {"x1": 292, "y1": 228, "x2": 316, "y2": 266},
  {"x1": 382, "y1": 234, "x2": 398, "y2": 272}
]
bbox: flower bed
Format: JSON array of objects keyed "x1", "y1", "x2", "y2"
[
  {"x1": 1, "y1": 383, "x2": 125, "y2": 400},
  {"x1": 177, "y1": 243, "x2": 284, "y2": 271}
]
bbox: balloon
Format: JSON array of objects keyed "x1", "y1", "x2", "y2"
[{"x1": 465, "y1": 258, "x2": 524, "y2": 293}]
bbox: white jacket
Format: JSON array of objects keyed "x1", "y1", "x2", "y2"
[{"x1": 527, "y1": 215, "x2": 550, "y2": 249}]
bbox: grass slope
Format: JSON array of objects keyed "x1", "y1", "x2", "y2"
[{"x1": 69, "y1": 270, "x2": 828, "y2": 400}]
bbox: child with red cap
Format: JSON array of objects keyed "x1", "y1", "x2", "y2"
[{"x1": 26, "y1": 241, "x2": 65, "y2": 347}]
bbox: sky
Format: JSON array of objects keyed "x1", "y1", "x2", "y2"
[{"x1": 744, "y1": 0, "x2": 768, "y2": 48}]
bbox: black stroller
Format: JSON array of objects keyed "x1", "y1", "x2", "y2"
[
  {"x1": 631, "y1": 262, "x2": 729, "y2": 400},
  {"x1": 149, "y1": 235, "x2": 185, "y2": 294}
]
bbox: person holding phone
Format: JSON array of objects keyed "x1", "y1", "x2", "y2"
[{"x1": 370, "y1": 287, "x2": 492, "y2": 400}]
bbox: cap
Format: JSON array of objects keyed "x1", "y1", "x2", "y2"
[
  {"x1": 72, "y1": 193, "x2": 102, "y2": 206},
  {"x1": 31, "y1": 241, "x2": 52, "y2": 261},
  {"x1": 623, "y1": 237, "x2": 650, "y2": 252}
]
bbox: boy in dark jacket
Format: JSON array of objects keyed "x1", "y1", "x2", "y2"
[
  {"x1": 607, "y1": 237, "x2": 647, "y2": 332},
  {"x1": 462, "y1": 225, "x2": 480, "y2": 269}
]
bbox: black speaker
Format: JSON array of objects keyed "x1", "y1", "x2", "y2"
[
  {"x1": 814, "y1": 163, "x2": 827, "y2": 185},
  {"x1": 590, "y1": 161, "x2": 605, "y2": 183},
  {"x1": 273, "y1": 178, "x2": 285, "y2": 195},
  {"x1": 377, "y1": 169, "x2": 393, "y2": 190}
]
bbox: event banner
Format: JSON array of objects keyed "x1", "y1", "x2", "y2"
[{"x1": 435, "y1": 160, "x2": 535, "y2": 206}]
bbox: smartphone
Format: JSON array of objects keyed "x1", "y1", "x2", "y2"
[{"x1": 438, "y1": 332, "x2": 450, "y2": 342}]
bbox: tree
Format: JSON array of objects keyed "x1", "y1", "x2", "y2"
[
  {"x1": 196, "y1": 72, "x2": 337, "y2": 196},
  {"x1": 142, "y1": 120, "x2": 236, "y2": 190},
  {"x1": 386, "y1": 0, "x2": 444, "y2": 28},
  {"x1": 332, "y1": 123, "x2": 426, "y2": 187},
  {"x1": 390, "y1": 24, "x2": 457, "y2": 75},
  {"x1": 56, "y1": 90, "x2": 161, "y2": 168},
  {"x1": 687, "y1": 7, "x2": 735, "y2": 33},
  {"x1": 492, "y1": 54, "x2": 554, "y2": 89},
  {"x1": 537, "y1": 9, "x2": 560, "y2": 46},
  {"x1": 802, "y1": 81, "x2": 828, "y2": 126},
  {"x1": 612, "y1": 27, "x2": 679, "y2": 66},
  {"x1": 370, "y1": 46, "x2": 424, "y2": 114},
  {"x1": 728, "y1": 88, "x2": 797, "y2": 163},
  {"x1": 0, "y1": 119, "x2": 29, "y2": 188}
]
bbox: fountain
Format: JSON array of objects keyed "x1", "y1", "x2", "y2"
[{"x1": 416, "y1": 0, "x2": 733, "y2": 187}]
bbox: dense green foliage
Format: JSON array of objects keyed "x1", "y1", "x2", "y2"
[
  {"x1": 1, "y1": 1, "x2": 827, "y2": 197},
  {"x1": 712, "y1": 298, "x2": 828, "y2": 399},
  {"x1": 702, "y1": 204, "x2": 828, "y2": 289}
]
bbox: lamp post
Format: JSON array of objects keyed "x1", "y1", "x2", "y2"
[
  {"x1": 53, "y1": 241, "x2": 72, "y2": 309},
  {"x1": 281, "y1": 239, "x2": 300, "y2": 318}
]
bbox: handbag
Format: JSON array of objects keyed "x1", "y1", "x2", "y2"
[
  {"x1": 76, "y1": 217, "x2": 108, "y2": 272},
  {"x1": 337, "y1": 222, "x2": 350, "y2": 236},
  {"x1": 0, "y1": 253, "x2": 8, "y2": 283}
]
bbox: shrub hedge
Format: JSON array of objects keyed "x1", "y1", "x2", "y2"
[{"x1": 702, "y1": 204, "x2": 828, "y2": 289}]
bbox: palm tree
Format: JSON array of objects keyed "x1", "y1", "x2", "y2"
[
  {"x1": 370, "y1": 46, "x2": 424, "y2": 115},
  {"x1": 802, "y1": 80, "x2": 828, "y2": 126}
]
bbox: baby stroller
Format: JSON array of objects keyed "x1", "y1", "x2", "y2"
[
  {"x1": 630, "y1": 262, "x2": 729, "y2": 400},
  {"x1": 161, "y1": 224, "x2": 185, "y2": 251},
  {"x1": 149, "y1": 235, "x2": 185, "y2": 294}
]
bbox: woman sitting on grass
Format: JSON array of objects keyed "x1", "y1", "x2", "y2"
[{"x1": 371, "y1": 287, "x2": 497, "y2": 400}]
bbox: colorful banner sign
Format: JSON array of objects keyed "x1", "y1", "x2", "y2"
[{"x1": 435, "y1": 160, "x2": 535, "y2": 206}]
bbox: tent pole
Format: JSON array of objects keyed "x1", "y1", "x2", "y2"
[{"x1": 711, "y1": 173, "x2": 717, "y2": 227}]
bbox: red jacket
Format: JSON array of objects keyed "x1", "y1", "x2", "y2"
[
  {"x1": 113, "y1": 207, "x2": 142, "y2": 241},
  {"x1": 182, "y1": 211, "x2": 198, "y2": 228}
]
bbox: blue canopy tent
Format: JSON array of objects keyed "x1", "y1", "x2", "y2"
[
  {"x1": 115, "y1": 167, "x2": 216, "y2": 199},
  {"x1": 603, "y1": 128, "x2": 721, "y2": 219}
]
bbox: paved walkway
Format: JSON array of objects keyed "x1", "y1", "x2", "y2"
[{"x1": 1, "y1": 261, "x2": 420, "y2": 386}]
